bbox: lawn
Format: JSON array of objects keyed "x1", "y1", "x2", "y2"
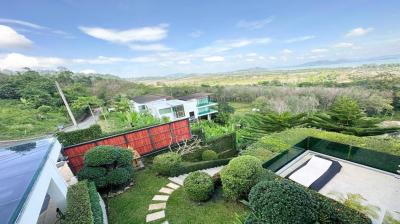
[
  {"x1": 167, "y1": 187, "x2": 247, "y2": 224},
  {"x1": 0, "y1": 100, "x2": 68, "y2": 140},
  {"x1": 107, "y1": 168, "x2": 248, "y2": 224},
  {"x1": 230, "y1": 102, "x2": 252, "y2": 115}
]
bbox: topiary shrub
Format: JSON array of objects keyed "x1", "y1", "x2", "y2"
[
  {"x1": 183, "y1": 171, "x2": 214, "y2": 202},
  {"x1": 220, "y1": 155, "x2": 263, "y2": 200},
  {"x1": 77, "y1": 146, "x2": 134, "y2": 190},
  {"x1": 57, "y1": 124, "x2": 102, "y2": 146},
  {"x1": 87, "y1": 182, "x2": 103, "y2": 224},
  {"x1": 247, "y1": 180, "x2": 318, "y2": 224},
  {"x1": 153, "y1": 152, "x2": 182, "y2": 176},
  {"x1": 202, "y1": 149, "x2": 218, "y2": 161},
  {"x1": 64, "y1": 181, "x2": 94, "y2": 224}
]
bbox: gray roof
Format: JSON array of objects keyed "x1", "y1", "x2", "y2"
[
  {"x1": 178, "y1": 92, "x2": 212, "y2": 101},
  {"x1": 132, "y1": 95, "x2": 173, "y2": 104}
]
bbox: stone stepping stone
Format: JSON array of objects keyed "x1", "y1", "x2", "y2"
[
  {"x1": 146, "y1": 210, "x2": 165, "y2": 222},
  {"x1": 159, "y1": 187, "x2": 174, "y2": 194},
  {"x1": 148, "y1": 202, "x2": 166, "y2": 211},
  {"x1": 161, "y1": 221, "x2": 169, "y2": 224},
  {"x1": 167, "y1": 182, "x2": 181, "y2": 189},
  {"x1": 152, "y1": 195, "x2": 169, "y2": 201}
]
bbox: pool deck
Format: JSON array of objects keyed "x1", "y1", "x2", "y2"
[{"x1": 277, "y1": 151, "x2": 400, "y2": 224}]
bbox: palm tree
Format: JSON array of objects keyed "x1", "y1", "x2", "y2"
[{"x1": 329, "y1": 192, "x2": 380, "y2": 220}]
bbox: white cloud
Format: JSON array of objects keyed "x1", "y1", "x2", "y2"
[
  {"x1": 284, "y1": 35, "x2": 315, "y2": 43},
  {"x1": 203, "y1": 56, "x2": 224, "y2": 62},
  {"x1": 0, "y1": 53, "x2": 65, "y2": 70},
  {"x1": 281, "y1": 49, "x2": 293, "y2": 54},
  {"x1": 0, "y1": 18, "x2": 45, "y2": 29},
  {"x1": 237, "y1": 17, "x2": 274, "y2": 30},
  {"x1": 198, "y1": 38, "x2": 271, "y2": 54},
  {"x1": 190, "y1": 30, "x2": 203, "y2": 38},
  {"x1": 72, "y1": 56, "x2": 126, "y2": 64},
  {"x1": 268, "y1": 56, "x2": 277, "y2": 60},
  {"x1": 130, "y1": 56, "x2": 158, "y2": 63},
  {"x1": 178, "y1": 60, "x2": 191, "y2": 64},
  {"x1": 0, "y1": 25, "x2": 33, "y2": 49},
  {"x1": 345, "y1": 27, "x2": 373, "y2": 37},
  {"x1": 311, "y1": 48, "x2": 328, "y2": 53},
  {"x1": 333, "y1": 42, "x2": 354, "y2": 48},
  {"x1": 79, "y1": 24, "x2": 168, "y2": 43},
  {"x1": 129, "y1": 43, "x2": 171, "y2": 51},
  {"x1": 80, "y1": 69, "x2": 96, "y2": 74}
]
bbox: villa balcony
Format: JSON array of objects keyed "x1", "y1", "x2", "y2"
[
  {"x1": 196, "y1": 101, "x2": 218, "y2": 108},
  {"x1": 198, "y1": 108, "x2": 218, "y2": 116}
]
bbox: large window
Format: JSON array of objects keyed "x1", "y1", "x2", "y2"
[
  {"x1": 159, "y1": 108, "x2": 172, "y2": 115},
  {"x1": 173, "y1": 105, "x2": 185, "y2": 118},
  {"x1": 197, "y1": 97, "x2": 209, "y2": 106}
]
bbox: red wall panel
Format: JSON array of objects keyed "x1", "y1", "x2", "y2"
[{"x1": 63, "y1": 119, "x2": 191, "y2": 174}]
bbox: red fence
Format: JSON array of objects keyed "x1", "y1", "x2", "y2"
[{"x1": 63, "y1": 119, "x2": 191, "y2": 174}]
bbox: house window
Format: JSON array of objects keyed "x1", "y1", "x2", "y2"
[
  {"x1": 159, "y1": 108, "x2": 172, "y2": 115},
  {"x1": 173, "y1": 105, "x2": 185, "y2": 118}
]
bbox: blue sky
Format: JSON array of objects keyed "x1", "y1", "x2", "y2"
[{"x1": 0, "y1": 0, "x2": 400, "y2": 77}]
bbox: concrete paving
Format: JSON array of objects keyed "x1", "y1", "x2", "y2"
[
  {"x1": 152, "y1": 195, "x2": 169, "y2": 201},
  {"x1": 168, "y1": 166, "x2": 224, "y2": 185},
  {"x1": 149, "y1": 203, "x2": 166, "y2": 211},
  {"x1": 146, "y1": 210, "x2": 165, "y2": 222},
  {"x1": 159, "y1": 187, "x2": 174, "y2": 195}
]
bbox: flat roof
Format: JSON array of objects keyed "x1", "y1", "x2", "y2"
[
  {"x1": 0, "y1": 139, "x2": 54, "y2": 224},
  {"x1": 147, "y1": 99, "x2": 186, "y2": 109},
  {"x1": 132, "y1": 94, "x2": 173, "y2": 104},
  {"x1": 178, "y1": 92, "x2": 212, "y2": 101}
]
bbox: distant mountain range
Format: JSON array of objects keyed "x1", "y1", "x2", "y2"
[{"x1": 294, "y1": 54, "x2": 400, "y2": 67}]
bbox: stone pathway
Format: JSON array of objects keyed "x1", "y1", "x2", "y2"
[{"x1": 145, "y1": 166, "x2": 224, "y2": 223}]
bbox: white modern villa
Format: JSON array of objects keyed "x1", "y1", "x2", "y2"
[{"x1": 130, "y1": 93, "x2": 218, "y2": 121}]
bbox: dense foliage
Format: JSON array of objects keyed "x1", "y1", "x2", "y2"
[
  {"x1": 77, "y1": 146, "x2": 133, "y2": 190},
  {"x1": 220, "y1": 155, "x2": 263, "y2": 200},
  {"x1": 247, "y1": 180, "x2": 318, "y2": 224},
  {"x1": 183, "y1": 171, "x2": 214, "y2": 202},
  {"x1": 202, "y1": 149, "x2": 218, "y2": 161},
  {"x1": 64, "y1": 181, "x2": 94, "y2": 224},
  {"x1": 57, "y1": 124, "x2": 102, "y2": 146},
  {"x1": 153, "y1": 152, "x2": 182, "y2": 176}
]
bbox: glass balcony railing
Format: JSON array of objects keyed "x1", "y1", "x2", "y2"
[
  {"x1": 198, "y1": 108, "x2": 218, "y2": 116},
  {"x1": 196, "y1": 101, "x2": 218, "y2": 107}
]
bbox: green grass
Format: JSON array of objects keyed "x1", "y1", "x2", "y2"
[
  {"x1": 0, "y1": 100, "x2": 68, "y2": 140},
  {"x1": 167, "y1": 187, "x2": 247, "y2": 224},
  {"x1": 107, "y1": 168, "x2": 248, "y2": 224},
  {"x1": 107, "y1": 169, "x2": 169, "y2": 224},
  {"x1": 230, "y1": 102, "x2": 252, "y2": 115}
]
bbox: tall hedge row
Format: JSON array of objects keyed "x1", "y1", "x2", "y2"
[
  {"x1": 64, "y1": 181, "x2": 94, "y2": 224},
  {"x1": 88, "y1": 182, "x2": 104, "y2": 224},
  {"x1": 57, "y1": 124, "x2": 102, "y2": 147}
]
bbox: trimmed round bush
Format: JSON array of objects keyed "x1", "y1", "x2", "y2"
[
  {"x1": 107, "y1": 167, "x2": 132, "y2": 187},
  {"x1": 220, "y1": 155, "x2": 263, "y2": 200},
  {"x1": 202, "y1": 150, "x2": 218, "y2": 161},
  {"x1": 84, "y1": 146, "x2": 120, "y2": 166},
  {"x1": 153, "y1": 152, "x2": 182, "y2": 176},
  {"x1": 247, "y1": 180, "x2": 318, "y2": 224},
  {"x1": 78, "y1": 145, "x2": 134, "y2": 190},
  {"x1": 183, "y1": 171, "x2": 214, "y2": 202}
]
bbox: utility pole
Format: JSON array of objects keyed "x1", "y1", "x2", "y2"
[{"x1": 55, "y1": 81, "x2": 77, "y2": 127}]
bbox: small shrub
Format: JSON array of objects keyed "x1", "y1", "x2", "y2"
[
  {"x1": 153, "y1": 152, "x2": 182, "y2": 176},
  {"x1": 38, "y1": 105, "x2": 52, "y2": 113},
  {"x1": 64, "y1": 181, "x2": 93, "y2": 224},
  {"x1": 202, "y1": 150, "x2": 218, "y2": 161},
  {"x1": 77, "y1": 167, "x2": 106, "y2": 180},
  {"x1": 220, "y1": 155, "x2": 263, "y2": 200},
  {"x1": 247, "y1": 180, "x2": 318, "y2": 224},
  {"x1": 107, "y1": 167, "x2": 132, "y2": 187},
  {"x1": 84, "y1": 146, "x2": 121, "y2": 166},
  {"x1": 184, "y1": 171, "x2": 214, "y2": 202}
]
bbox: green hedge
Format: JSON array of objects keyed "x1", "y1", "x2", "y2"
[
  {"x1": 173, "y1": 158, "x2": 232, "y2": 176},
  {"x1": 207, "y1": 132, "x2": 237, "y2": 153},
  {"x1": 88, "y1": 182, "x2": 103, "y2": 224},
  {"x1": 57, "y1": 124, "x2": 102, "y2": 147},
  {"x1": 246, "y1": 128, "x2": 400, "y2": 163},
  {"x1": 64, "y1": 181, "x2": 94, "y2": 224},
  {"x1": 153, "y1": 152, "x2": 182, "y2": 176}
]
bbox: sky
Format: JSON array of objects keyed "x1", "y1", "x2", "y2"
[{"x1": 0, "y1": 0, "x2": 400, "y2": 77}]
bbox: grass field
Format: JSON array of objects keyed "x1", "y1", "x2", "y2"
[
  {"x1": 230, "y1": 102, "x2": 253, "y2": 115},
  {"x1": 107, "y1": 168, "x2": 248, "y2": 224},
  {"x1": 0, "y1": 100, "x2": 68, "y2": 140}
]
